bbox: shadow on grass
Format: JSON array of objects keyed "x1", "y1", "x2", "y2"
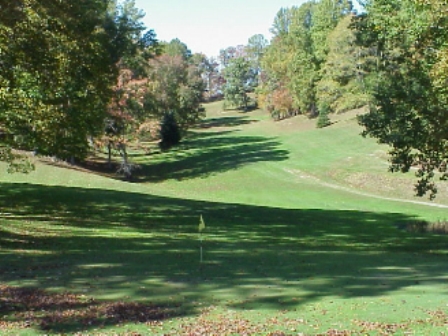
[
  {"x1": 1, "y1": 183, "x2": 448, "y2": 333},
  {"x1": 196, "y1": 116, "x2": 258, "y2": 129},
  {"x1": 44, "y1": 130, "x2": 286, "y2": 183},
  {"x1": 0, "y1": 285, "x2": 185, "y2": 334},
  {"x1": 134, "y1": 134, "x2": 289, "y2": 182}
]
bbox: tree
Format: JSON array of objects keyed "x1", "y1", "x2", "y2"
[
  {"x1": 354, "y1": 0, "x2": 448, "y2": 198},
  {"x1": 270, "y1": 7, "x2": 297, "y2": 37},
  {"x1": 219, "y1": 46, "x2": 238, "y2": 68},
  {"x1": 266, "y1": 86, "x2": 296, "y2": 121},
  {"x1": 287, "y1": 1, "x2": 317, "y2": 115},
  {"x1": 311, "y1": 0, "x2": 353, "y2": 66},
  {"x1": 143, "y1": 53, "x2": 205, "y2": 143},
  {"x1": 0, "y1": 0, "x2": 116, "y2": 163},
  {"x1": 259, "y1": 6, "x2": 302, "y2": 118},
  {"x1": 246, "y1": 34, "x2": 269, "y2": 69},
  {"x1": 159, "y1": 111, "x2": 181, "y2": 150},
  {"x1": 222, "y1": 57, "x2": 256, "y2": 110},
  {"x1": 316, "y1": 103, "x2": 332, "y2": 128},
  {"x1": 258, "y1": 28, "x2": 297, "y2": 116},
  {"x1": 316, "y1": 14, "x2": 370, "y2": 114},
  {"x1": 0, "y1": 0, "x2": 147, "y2": 170},
  {"x1": 190, "y1": 54, "x2": 221, "y2": 99},
  {"x1": 260, "y1": 1, "x2": 355, "y2": 119},
  {"x1": 163, "y1": 38, "x2": 192, "y2": 61},
  {"x1": 246, "y1": 34, "x2": 269, "y2": 91}
]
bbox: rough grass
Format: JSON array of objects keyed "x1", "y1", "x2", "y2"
[{"x1": 1, "y1": 101, "x2": 448, "y2": 335}]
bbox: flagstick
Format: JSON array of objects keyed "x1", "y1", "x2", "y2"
[
  {"x1": 198, "y1": 215, "x2": 206, "y2": 272},
  {"x1": 200, "y1": 232, "x2": 203, "y2": 263}
]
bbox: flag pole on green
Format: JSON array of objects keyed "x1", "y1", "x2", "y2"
[{"x1": 199, "y1": 215, "x2": 205, "y2": 263}]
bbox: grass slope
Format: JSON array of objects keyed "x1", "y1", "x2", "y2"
[{"x1": 1, "y1": 102, "x2": 447, "y2": 335}]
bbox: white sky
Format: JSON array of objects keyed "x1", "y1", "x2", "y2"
[{"x1": 133, "y1": 0, "x2": 308, "y2": 58}]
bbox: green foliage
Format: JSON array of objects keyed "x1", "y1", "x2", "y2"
[
  {"x1": 261, "y1": 1, "x2": 354, "y2": 119},
  {"x1": 311, "y1": 0, "x2": 353, "y2": 66},
  {"x1": 246, "y1": 34, "x2": 269, "y2": 63},
  {"x1": 286, "y1": 2, "x2": 317, "y2": 115},
  {"x1": 316, "y1": 104, "x2": 332, "y2": 128},
  {"x1": 145, "y1": 53, "x2": 205, "y2": 135},
  {"x1": 246, "y1": 34, "x2": 269, "y2": 79},
  {"x1": 355, "y1": 0, "x2": 448, "y2": 198},
  {"x1": 317, "y1": 15, "x2": 371, "y2": 113},
  {"x1": 0, "y1": 147, "x2": 34, "y2": 173},
  {"x1": 159, "y1": 111, "x2": 181, "y2": 150},
  {"x1": 222, "y1": 57, "x2": 256, "y2": 110},
  {"x1": 161, "y1": 38, "x2": 192, "y2": 61},
  {"x1": 0, "y1": 0, "x2": 147, "y2": 164},
  {"x1": 270, "y1": 7, "x2": 297, "y2": 37}
]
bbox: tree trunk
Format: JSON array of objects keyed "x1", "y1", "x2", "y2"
[{"x1": 107, "y1": 141, "x2": 112, "y2": 169}]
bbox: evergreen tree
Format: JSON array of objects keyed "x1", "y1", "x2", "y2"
[
  {"x1": 316, "y1": 104, "x2": 332, "y2": 128},
  {"x1": 159, "y1": 111, "x2": 181, "y2": 150}
]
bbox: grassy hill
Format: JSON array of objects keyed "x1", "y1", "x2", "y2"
[{"x1": 1, "y1": 102, "x2": 447, "y2": 335}]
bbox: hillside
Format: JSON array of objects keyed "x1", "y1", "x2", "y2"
[{"x1": 2, "y1": 102, "x2": 448, "y2": 212}]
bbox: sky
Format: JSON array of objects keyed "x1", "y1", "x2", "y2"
[{"x1": 133, "y1": 0, "x2": 309, "y2": 58}]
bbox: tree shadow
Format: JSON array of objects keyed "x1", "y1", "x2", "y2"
[
  {"x1": 1, "y1": 183, "x2": 448, "y2": 333},
  {"x1": 134, "y1": 134, "x2": 289, "y2": 182},
  {"x1": 196, "y1": 116, "x2": 258, "y2": 129},
  {"x1": 39, "y1": 112, "x2": 265, "y2": 183},
  {"x1": 40, "y1": 130, "x2": 281, "y2": 184},
  {"x1": 0, "y1": 285, "x2": 186, "y2": 334}
]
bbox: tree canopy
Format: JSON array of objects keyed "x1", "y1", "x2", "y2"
[
  {"x1": 222, "y1": 57, "x2": 257, "y2": 111},
  {"x1": 0, "y1": 0, "x2": 147, "y2": 165},
  {"x1": 354, "y1": 0, "x2": 448, "y2": 198}
]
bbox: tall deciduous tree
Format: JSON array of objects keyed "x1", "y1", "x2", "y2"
[
  {"x1": 222, "y1": 57, "x2": 256, "y2": 111},
  {"x1": 246, "y1": 34, "x2": 269, "y2": 69},
  {"x1": 287, "y1": 1, "x2": 317, "y2": 115},
  {"x1": 355, "y1": 0, "x2": 448, "y2": 198},
  {"x1": 270, "y1": 7, "x2": 296, "y2": 37},
  {"x1": 144, "y1": 53, "x2": 205, "y2": 140},
  {"x1": 0, "y1": 0, "x2": 147, "y2": 169},
  {"x1": 191, "y1": 54, "x2": 221, "y2": 99},
  {"x1": 0, "y1": 1, "x2": 115, "y2": 162},
  {"x1": 246, "y1": 34, "x2": 269, "y2": 89},
  {"x1": 316, "y1": 14, "x2": 370, "y2": 113},
  {"x1": 162, "y1": 38, "x2": 192, "y2": 61},
  {"x1": 259, "y1": 1, "x2": 354, "y2": 119},
  {"x1": 219, "y1": 46, "x2": 238, "y2": 68},
  {"x1": 311, "y1": 0, "x2": 353, "y2": 66}
]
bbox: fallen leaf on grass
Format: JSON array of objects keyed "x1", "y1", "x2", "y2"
[
  {"x1": 354, "y1": 319, "x2": 409, "y2": 334},
  {"x1": 164, "y1": 306, "x2": 307, "y2": 336},
  {"x1": 317, "y1": 329, "x2": 353, "y2": 336},
  {"x1": 0, "y1": 285, "x2": 180, "y2": 333}
]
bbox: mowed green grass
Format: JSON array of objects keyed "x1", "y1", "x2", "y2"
[{"x1": 1, "y1": 101, "x2": 448, "y2": 335}]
